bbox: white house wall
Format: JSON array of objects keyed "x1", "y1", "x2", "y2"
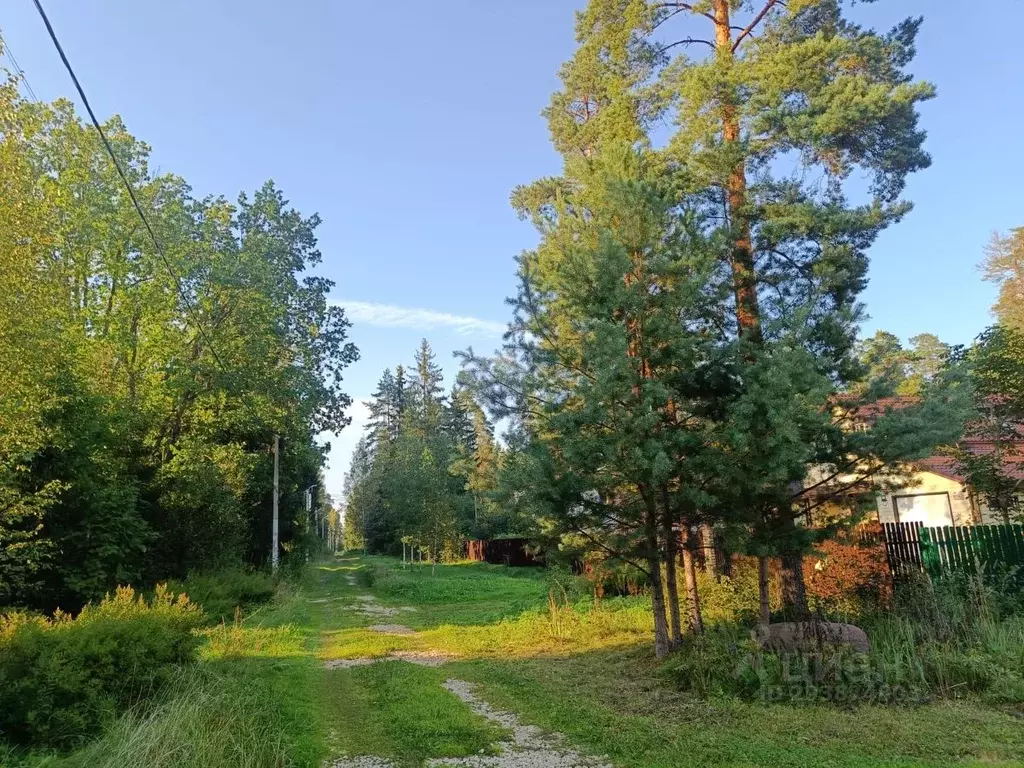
[{"x1": 875, "y1": 471, "x2": 975, "y2": 526}]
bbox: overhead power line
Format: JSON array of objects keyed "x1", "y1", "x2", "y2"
[
  {"x1": 31, "y1": 0, "x2": 287, "y2": 567},
  {"x1": 0, "y1": 28, "x2": 39, "y2": 101},
  {"x1": 30, "y1": 0, "x2": 236, "y2": 380}
]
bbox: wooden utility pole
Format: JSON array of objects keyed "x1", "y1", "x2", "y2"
[{"x1": 272, "y1": 434, "x2": 280, "y2": 570}]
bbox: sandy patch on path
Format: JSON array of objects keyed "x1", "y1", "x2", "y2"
[
  {"x1": 367, "y1": 624, "x2": 416, "y2": 635},
  {"x1": 339, "y1": 595, "x2": 416, "y2": 617},
  {"x1": 322, "y1": 650, "x2": 452, "y2": 670},
  {"x1": 323, "y1": 658, "x2": 377, "y2": 670},
  {"x1": 427, "y1": 680, "x2": 613, "y2": 767},
  {"x1": 388, "y1": 650, "x2": 451, "y2": 666}
]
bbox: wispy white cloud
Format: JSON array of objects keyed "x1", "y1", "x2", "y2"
[{"x1": 332, "y1": 300, "x2": 506, "y2": 337}]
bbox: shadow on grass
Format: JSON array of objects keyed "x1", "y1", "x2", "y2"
[{"x1": 18, "y1": 552, "x2": 1024, "y2": 768}]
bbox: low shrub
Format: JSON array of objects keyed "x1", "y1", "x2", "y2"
[
  {"x1": 579, "y1": 559, "x2": 648, "y2": 597},
  {"x1": 692, "y1": 558, "x2": 782, "y2": 626},
  {"x1": 668, "y1": 627, "x2": 762, "y2": 698},
  {"x1": 804, "y1": 525, "x2": 893, "y2": 618},
  {"x1": 0, "y1": 585, "x2": 203, "y2": 749},
  {"x1": 354, "y1": 566, "x2": 376, "y2": 588},
  {"x1": 669, "y1": 627, "x2": 915, "y2": 705},
  {"x1": 166, "y1": 568, "x2": 276, "y2": 623}
]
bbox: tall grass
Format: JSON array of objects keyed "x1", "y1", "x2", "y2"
[
  {"x1": 165, "y1": 568, "x2": 278, "y2": 624},
  {"x1": 862, "y1": 572, "x2": 1024, "y2": 702},
  {"x1": 24, "y1": 664, "x2": 320, "y2": 768},
  {"x1": 670, "y1": 569, "x2": 1024, "y2": 704}
]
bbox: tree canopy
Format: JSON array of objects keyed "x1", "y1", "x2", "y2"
[{"x1": 0, "y1": 75, "x2": 356, "y2": 610}]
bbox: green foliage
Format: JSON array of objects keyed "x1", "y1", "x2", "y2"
[
  {"x1": 464, "y1": 0, "x2": 963, "y2": 646},
  {"x1": 468, "y1": 144, "x2": 734, "y2": 655},
  {"x1": 668, "y1": 571, "x2": 1024, "y2": 706},
  {"x1": 981, "y1": 228, "x2": 1024, "y2": 331},
  {"x1": 345, "y1": 340, "x2": 508, "y2": 558},
  {"x1": 691, "y1": 562, "x2": 778, "y2": 627},
  {"x1": 166, "y1": 569, "x2": 277, "y2": 624},
  {"x1": 25, "y1": 662, "x2": 322, "y2": 768},
  {"x1": 941, "y1": 325, "x2": 1024, "y2": 523},
  {"x1": 855, "y1": 331, "x2": 953, "y2": 397},
  {"x1": 0, "y1": 586, "x2": 202, "y2": 748},
  {"x1": 0, "y1": 71, "x2": 356, "y2": 609}
]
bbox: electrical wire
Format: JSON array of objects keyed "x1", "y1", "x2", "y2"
[
  {"x1": 0, "y1": 28, "x2": 39, "y2": 101},
  {"x1": 31, "y1": 0, "x2": 238, "y2": 387}
]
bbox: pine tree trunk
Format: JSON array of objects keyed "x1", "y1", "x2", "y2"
[
  {"x1": 645, "y1": 506, "x2": 671, "y2": 659},
  {"x1": 778, "y1": 514, "x2": 808, "y2": 617},
  {"x1": 781, "y1": 551, "x2": 808, "y2": 617},
  {"x1": 681, "y1": 527, "x2": 705, "y2": 635},
  {"x1": 713, "y1": 0, "x2": 762, "y2": 346},
  {"x1": 661, "y1": 491, "x2": 683, "y2": 648},
  {"x1": 757, "y1": 555, "x2": 771, "y2": 626},
  {"x1": 701, "y1": 523, "x2": 719, "y2": 577}
]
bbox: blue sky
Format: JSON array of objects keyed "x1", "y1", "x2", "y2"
[{"x1": 4, "y1": 0, "x2": 1023, "y2": 499}]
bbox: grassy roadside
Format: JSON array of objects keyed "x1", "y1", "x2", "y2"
[
  {"x1": 7, "y1": 554, "x2": 1023, "y2": 767},
  {"x1": 4, "y1": 576, "x2": 327, "y2": 768},
  {"x1": 341, "y1": 556, "x2": 1024, "y2": 768},
  {"x1": 5, "y1": 558, "x2": 505, "y2": 768}
]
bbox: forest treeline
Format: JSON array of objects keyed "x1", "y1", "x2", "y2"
[
  {"x1": 0, "y1": 75, "x2": 356, "y2": 611},
  {"x1": 344, "y1": 0, "x2": 1024, "y2": 658},
  {"x1": 343, "y1": 340, "x2": 507, "y2": 556}
]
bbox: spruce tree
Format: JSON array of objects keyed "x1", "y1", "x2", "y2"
[
  {"x1": 444, "y1": 384, "x2": 477, "y2": 454},
  {"x1": 394, "y1": 364, "x2": 408, "y2": 431},
  {"x1": 366, "y1": 368, "x2": 401, "y2": 452},
  {"x1": 410, "y1": 339, "x2": 446, "y2": 436}
]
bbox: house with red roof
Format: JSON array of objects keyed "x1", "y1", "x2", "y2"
[
  {"x1": 876, "y1": 437, "x2": 1024, "y2": 527},
  {"x1": 832, "y1": 397, "x2": 1024, "y2": 527}
]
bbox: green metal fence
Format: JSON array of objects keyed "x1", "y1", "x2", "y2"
[{"x1": 917, "y1": 523, "x2": 1024, "y2": 580}]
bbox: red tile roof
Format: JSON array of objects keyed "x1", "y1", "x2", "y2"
[
  {"x1": 837, "y1": 395, "x2": 1024, "y2": 483},
  {"x1": 917, "y1": 440, "x2": 1024, "y2": 483}
]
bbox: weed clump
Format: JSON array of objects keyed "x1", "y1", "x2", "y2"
[
  {"x1": 668, "y1": 572, "x2": 1024, "y2": 706},
  {"x1": 0, "y1": 585, "x2": 202, "y2": 749}
]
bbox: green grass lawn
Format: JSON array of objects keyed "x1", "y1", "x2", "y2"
[
  {"x1": 11, "y1": 554, "x2": 1024, "y2": 767},
  {"x1": 343, "y1": 557, "x2": 1024, "y2": 768}
]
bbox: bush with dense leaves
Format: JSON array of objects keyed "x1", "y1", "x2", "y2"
[
  {"x1": 804, "y1": 524, "x2": 893, "y2": 617},
  {"x1": 166, "y1": 569, "x2": 277, "y2": 623},
  {"x1": 0, "y1": 585, "x2": 202, "y2": 748}
]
